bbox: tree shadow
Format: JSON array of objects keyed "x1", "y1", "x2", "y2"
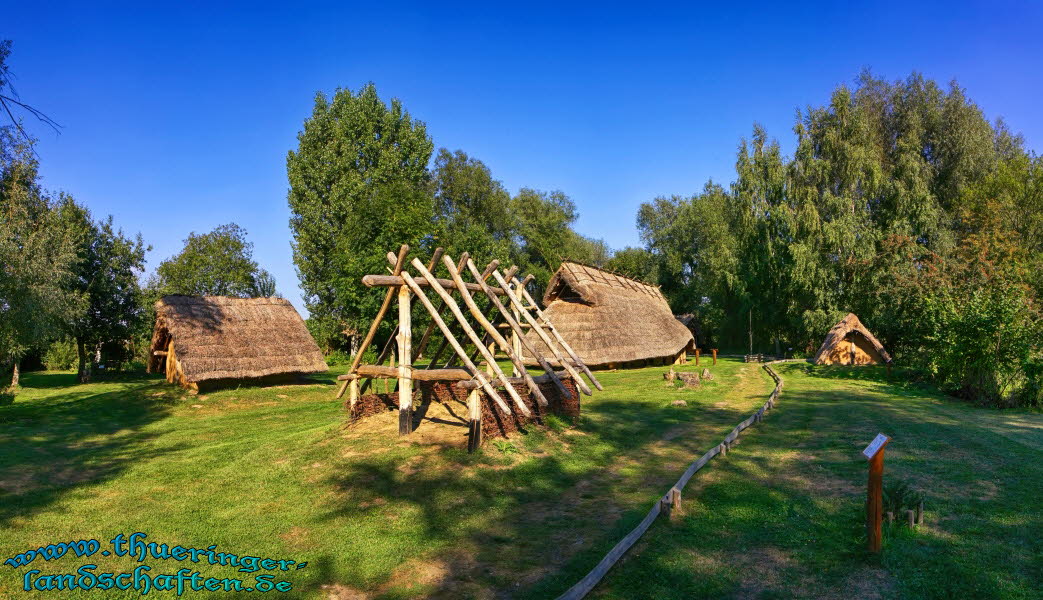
[{"x1": 0, "y1": 373, "x2": 186, "y2": 525}]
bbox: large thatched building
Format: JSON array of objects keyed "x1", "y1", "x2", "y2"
[
  {"x1": 148, "y1": 296, "x2": 327, "y2": 390},
  {"x1": 812, "y1": 313, "x2": 891, "y2": 366},
  {"x1": 524, "y1": 262, "x2": 694, "y2": 369}
]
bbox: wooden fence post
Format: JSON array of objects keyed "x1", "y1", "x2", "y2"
[
  {"x1": 398, "y1": 285, "x2": 413, "y2": 435},
  {"x1": 712, "y1": 349, "x2": 717, "y2": 365},
  {"x1": 467, "y1": 388, "x2": 482, "y2": 452},
  {"x1": 863, "y1": 433, "x2": 890, "y2": 553}
]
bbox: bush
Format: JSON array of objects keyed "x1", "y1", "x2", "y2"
[
  {"x1": 883, "y1": 478, "x2": 925, "y2": 515},
  {"x1": 43, "y1": 339, "x2": 78, "y2": 371}
]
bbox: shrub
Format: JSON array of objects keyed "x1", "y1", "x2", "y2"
[
  {"x1": 883, "y1": 478, "x2": 925, "y2": 516},
  {"x1": 43, "y1": 339, "x2": 78, "y2": 371}
]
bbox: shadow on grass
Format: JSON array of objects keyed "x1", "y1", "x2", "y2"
[
  {"x1": 0, "y1": 372, "x2": 186, "y2": 526},
  {"x1": 305, "y1": 392, "x2": 765, "y2": 599}
]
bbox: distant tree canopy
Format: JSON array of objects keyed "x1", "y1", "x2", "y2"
[
  {"x1": 151, "y1": 223, "x2": 275, "y2": 298},
  {"x1": 636, "y1": 71, "x2": 1042, "y2": 406},
  {"x1": 287, "y1": 84, "x2": 609, "y2": 345}
]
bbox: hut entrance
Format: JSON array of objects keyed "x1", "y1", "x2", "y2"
[
  {"x1": 827, "y1": 332, "x2": 884, "y2": 365},
  {"x1": 336, "y1": 245, "x2": 602, "y2": 452},
  {"x1": 812, "y1": 313, "x2": 892, "y2": 366}
]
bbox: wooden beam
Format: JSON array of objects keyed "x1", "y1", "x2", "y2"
[
  {"x1": 362, "y1": 274, "x2": 506, "y2": 296},
  {"x1": 410, "y1": 258, "x2": 532, "y2": 417},
  {"x1": 412, "y1": 249, "x2": 461, "y2": 362},
  {"x1": 352, "y1": 365, "x2": 472, "y2": 381},
  {"x1": 398, "y1": 270, "x2": 512, "y2": 414},
  {"x1": 466, "y1": 259, "x2": 572, "y2": 401},
  {"x1": 454, "y1": 370, "x2": 573, "y2": 390},
  {"x1": 442, "y1": 255, "x2": 550, "y2": 407},
  {"x1": 337, "y1": 244, "x2": 409, "y2": 399},
  {"x1": 491, "y1": 269, "x2": 592, "y2": 396},
  {"x1": 511, "y1": 274, "x2": 603, "y2": 392},
  {"x1": 466, "y1": 388, "x2": 482, "y2": 453},
  {"x1": 397, "y1": 284, "x2": 413, "y2": 435},
  {"x1": 447, "y1": 264, "x2": 517, "y2": 369}
]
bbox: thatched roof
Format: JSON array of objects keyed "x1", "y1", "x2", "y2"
[
  {"x1": 812, "y1": 313, "x2": 892, "y2": 365},
  {"x1": 525, "y1": 262, "x2": 694, "y2": 367},
  {"x1": 148, "y1": 296, "x2": 327, "y2": 383}
]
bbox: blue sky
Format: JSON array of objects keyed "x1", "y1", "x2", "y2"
[{"x1": 6, "y1": 1, "x2": 1042, "y2": 314}]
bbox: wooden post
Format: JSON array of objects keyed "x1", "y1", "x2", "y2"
[
  {"x1": 670, "y1": 487, "x2": 682, "y2": 517},
  {"x1": 863, "y1": 433, "x2": 890, "y2": 553},
  {"x1": 348, "y1": 377, "x2": 360, "y2": 420},
  {"x1": 906, "y1": 510, "x2": 916, "y2": 528},
  {"x1": 887, "y1": 511, "x2": 895, "y2": 523},
  {"x1": 695, "y1": 348, "x2": 700, "y2": 366},
  {"x1": 466, "y1": 388, "x2": 482, "y2": 452},
  {"x1": 712, "y1": 349, "x2": 717, "y2": 365},
  {"x1": 397, "y1": 285, "x2": 413, "y2": 435},
  {"x1": 511, "y1": 303, "x2": 522, "y2": 377},
  {"x1": 916, "y1": 501, "x2": 924, "y2": 526}
]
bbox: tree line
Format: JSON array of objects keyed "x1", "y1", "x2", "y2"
[{"x1": 625, "y1": 72, "x2": 1042, "y2": 407}]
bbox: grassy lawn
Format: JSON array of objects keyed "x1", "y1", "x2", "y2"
[
  {"x1": 2, "y1": 360, "x2": 1040, "y2": 599},
  {"x1": 592, "y1": 362, "x2": 1043, "y2": 600},
  {"x1": 0, "y1": 358, "x2": 772, "y2": 599}
]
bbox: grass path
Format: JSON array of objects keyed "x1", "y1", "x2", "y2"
[{"x1": 591, "y1": 363, "x2": 1043, "y2": 600}]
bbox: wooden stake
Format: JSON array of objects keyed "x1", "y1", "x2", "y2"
[
  {"x1": 410, "y1": 258, "x2": 531, "y2": 417},
  {"x1": 397, "y1": 270, "x2": 512, "y2": 414},
  {"x1": 398, "y1": 285, "x2": 413, "y2": 435},
  {"x1": 442, "y1": 255, "x2": 550, "y2": 407},
  {"x1": 490, "y1": 269, "x2": 592, "y2": 396},
  {"x1": 348, "y1": 377, "x2": 360, "y2": 419},
  {"x1": 466, "y1": 259, "x2": 572, "y2": 401},
  {"x1": 916, "y1": 501, "x2": 924, "y2": 526},
  {"x1": 865, "y1": 435, "x2": 890, "y2": 553},
  {"x1": 712, "y1": 348, "x2": 717, "y2": 365},
  {"x1": 337, "y1": 244, "x2": 409, "y2": 399},
  {"x1": 906, "y1": 509, "x2": 916, "y2": 528},
  {"x1": 466, "y1": 388, "x2": 482, "y2": 452},
  {"x1": 509, "y1": 274, "x2": 603, "y2": 392},
  {"x1": 411, "y1": 248, "x2": 454, "y2": 362},
  {"x1": 695, "y1": 348, "x2": 700, "y2": 366},
  {"x1": 670, "y1": 487, "x2": 682, "y2": 516}
]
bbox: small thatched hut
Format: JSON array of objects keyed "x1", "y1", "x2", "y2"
[
  {"x1": 148, "y1": 296, "x2": 328, "y2": 390},
  {"x1": 813, "y1": 313, "x2": 891, "y2": 365},
  {"x1": 524, "y1": 262, "x2": 694, "y2": 369}
]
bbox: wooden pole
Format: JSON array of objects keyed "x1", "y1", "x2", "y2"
[
  {"x1": 337, "y1": 243, "x2": 409, "y2": 399},
  {"x1": 695, "y1": 347, "x2": 700, "y2": 366},
  {"x1": 491, "y1": 269, "x2": 592, "y2": 396},
  {"x1": 409, "y1": 258, "x2": 532, "y2": 417},
  {"x1": 466, "y1": 388, "x2": 482, "y2": 452},
  {"x1": 348, "y1": 376, "x2": 359, "y2": 419},
  {"x1": 509, "y1": 275, "x2": 603, "y2": 392},
  {"x1": 442, "y1": 255, "x2": 550, "y2": 407},
  {"x1": 411, "y1": 248, "x2": 454, "y2": 362},
  {"x1": 712, "y1": 349, "x2": 717, "y2": 366},
  {"x1": 865, "y1": 436, "x2": 890, "y2": 553},
  {"x1": 397, "y1": 285, "x2": 413, "y2": 435},
  {"x1": 466, "y1": 259, "x2": 572, "y2": 401},
  {"x1": 397, "y1": 270, "x2": 512, "y2": 414}
]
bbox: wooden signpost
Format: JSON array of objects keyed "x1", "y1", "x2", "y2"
[{"x1": 863, "y1": 433, "x2": 891, "y2": 553}]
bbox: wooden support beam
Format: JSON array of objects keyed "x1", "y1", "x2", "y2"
[
  {"x1": 348, "y1": 377, "x2": 359, "y2": 417},
  {"x1": 351, "y1": 365, "x2": 473, "y2": 381},
  {"x1": 491, "y1": 269, "x2": 592, "y2": 396},
  {"x1": 412, "y1": 249, "x2": 461, "y2": 362},
  {"x1": 450, "y1": 265, "x2": 517, "y2": 369},
  {"x1": 397, "y1": 270, "x2": 512, "y2": 414},
  {"x1": 454, "y1": 370, "x2": 572, "y2": 391},
  {"x1": 410, "y1": 258, "x2": 532, "y2": 417},
  {"x1": 466, "y1": 388, "x2": 482, "y2": 453},
  {"x1": 153, "y1": 350, "x2": 168, "y2": 357},
  {"x1": 510, "y1": 274, "x2": 603, "y2": 392},
  {"x1": 337, "y1": 243, "x2": 409, "y2": 399},
  {"x1": 465, "y1": 258, "x2": 572, "y2": 401},
  {"x1": 398, "y1": 285, "x2": 413, "y2": 435},
  {"x1": 362, "y1": 274, "x2": 506, "y2": 296},
  {"x1": 442, "y1": 255, "x2": 550, "y2": 407}
]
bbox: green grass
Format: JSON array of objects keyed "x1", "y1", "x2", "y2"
[{"x1": 1, "y1": 360, "x2": 1039, "y2": 599}]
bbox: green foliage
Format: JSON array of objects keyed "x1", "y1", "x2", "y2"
[
  {"x1": 490, "y1": 439, "x2": 518, "y2": 455},
  {"x1": 43, "y1": 339, "x2": 77, "y2": 371},
  {"x1": 542, "y1": 414, "x2": 570, "y2": 434},
  {"x1": 0, "y1": 130, "x2": 80, "y2": 377},
  {"x1": 151, "y1": 223, "x2": 274, "y2": 298},
  {"x1": 633, "y1": 71, "x2": 1043, "y2": 405},
  {"x1": 287, "y1": 83, "x2": 434, "y2": 340},
  {"x1": 882, "y1": 478, "x2": 926, "y2": 515}
]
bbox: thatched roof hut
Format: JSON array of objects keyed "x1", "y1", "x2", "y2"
[
  {"x1": 812, "y1": 313, "x2": 891, "y2": 365},
  {"x1": 524, "y1": 262, "x2": 694, "y2": 368},
  {"x1": 148, "y1": 296, "x2": 327, "y2": 389}
]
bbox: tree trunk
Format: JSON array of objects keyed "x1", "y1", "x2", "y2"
[
  {"x1": 77, "y1": 339, "x2": 91, "y2": 384},
  {"x1": 10, "y1": 361, "x2": 19, "y2": 388}
]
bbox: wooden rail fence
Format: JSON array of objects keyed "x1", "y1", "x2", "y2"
[{"x1": 554, "y1": 360, "x2": 787, "y2": 600}]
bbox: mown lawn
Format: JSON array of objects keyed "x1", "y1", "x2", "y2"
[
  {"x1": 2, "y1": 360, "x2": 1039, "y2": 599},
  {"x1": 0, "y1": 358, "x2": 772, "y2": 599},
  {"x1": 593, "y1": 362, "x2": 1043, "y2": 600}
]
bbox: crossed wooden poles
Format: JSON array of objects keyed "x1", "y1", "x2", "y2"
[{"x1": 336, "y1": 245, "x2": 602, "y2": 451}]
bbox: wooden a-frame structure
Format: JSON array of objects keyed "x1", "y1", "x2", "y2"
[{"x1": 336, "y1": 245, "x2": 602, "y2": 451}]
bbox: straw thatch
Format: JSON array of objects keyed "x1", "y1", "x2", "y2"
[
  {"x1": 148, "y1": 296, "x2": 327, "y2": 386},
  {"x1": 812, "y1": 313, "x2": 892, "y2": 365},
  {"x1": 524, "y1": 262, "x2": 694, "y2": 368}
]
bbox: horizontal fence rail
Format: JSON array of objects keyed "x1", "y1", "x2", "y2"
[{"x1": 554, "y1": 361, "x2": 787, "y2": 600}]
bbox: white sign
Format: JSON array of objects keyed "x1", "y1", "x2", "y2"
[{"x1": 862, "y1": 433, "x2": 890, "y2": 459}]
